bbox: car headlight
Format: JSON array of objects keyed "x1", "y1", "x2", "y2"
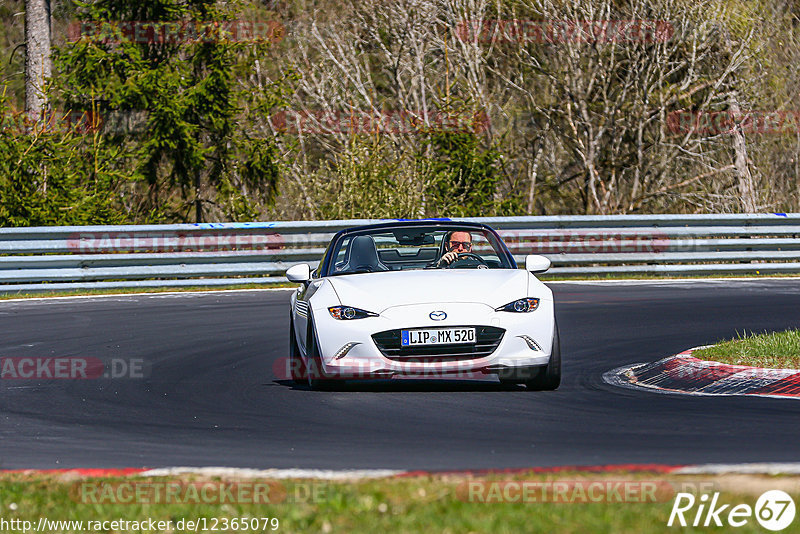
[
  {"x1": 328, "y1": 306, "x2": 378, "y2": 320},
  {"x1": 495, "y1": 298, "x2": 540, "y2": 313}
]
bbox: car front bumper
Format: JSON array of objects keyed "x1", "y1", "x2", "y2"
[{"x1": 310, "y1": 301, "x2": 555, "y2": 379}]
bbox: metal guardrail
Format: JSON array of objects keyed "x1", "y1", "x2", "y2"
[{"x1": 0, "y1": 213, "x2": 798, "y2": 293}]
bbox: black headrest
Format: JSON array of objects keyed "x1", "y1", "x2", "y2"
[{"x1": 346, "y1": 235, "x2": 380, "y2": 268}]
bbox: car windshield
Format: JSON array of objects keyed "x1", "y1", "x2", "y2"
[{"x1": 325, "y1": 225, "x2": 514, "y2": 276}]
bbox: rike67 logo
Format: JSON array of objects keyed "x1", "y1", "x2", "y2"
[{"x1": 668, "y1": 490, "x2": 796, "y2": 531}]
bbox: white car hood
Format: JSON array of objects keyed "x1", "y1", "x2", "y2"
[{"x1": 325, "y1": 269, "x2": 547, "y2": 313}]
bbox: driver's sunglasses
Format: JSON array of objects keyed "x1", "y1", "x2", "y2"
[{"x1": 448, "y1": 240, "x2": 472, "y2": 251}]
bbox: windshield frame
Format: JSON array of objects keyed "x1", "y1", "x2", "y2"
[{"x1": 317, "y1": 221, "x2": 517, "y2": 278}]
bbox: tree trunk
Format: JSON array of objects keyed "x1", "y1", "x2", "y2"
[
  {"x1": 727, "y1": 93, "x2": 758, "y2": 213},
  {"x1": 526, "y1": 135, "x2": 544, "y2": 215},
  {"x1": 25, "y1": 0, "x2": 51, "y2": 124},
  {"x1": 194, "y1": 172, "x2": 203, "y2": 223}
]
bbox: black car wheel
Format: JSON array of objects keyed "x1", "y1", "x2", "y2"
[
  {"x1": 306, "y1": 314, "x2": 334, "y2": 390},
  {"x1": 288, "y1": 313, "x2": 307, "y2": 384},
  {"x1": 524, "y1": 323, "x2": 561, "y2": 391}
]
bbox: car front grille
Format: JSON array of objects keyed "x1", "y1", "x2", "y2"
[{"x1": 371, "y1": 326, "x2": 505, "y2": 362}]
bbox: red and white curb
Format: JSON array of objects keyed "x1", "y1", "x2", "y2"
[
  {"x1": 604, "y1": 348, "x2": 800, "y2": 399},
  {"x1": 136, "y1": 468, "x2": 404, "y2": 479},
  {"x1": 7, "y1": 463, "x2": 800, "y2": 478},
  {"x1": 0, "y1": 468, "x2": 403, "y2": 480}
]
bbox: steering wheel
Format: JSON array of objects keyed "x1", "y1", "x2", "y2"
[{"x1": 446, "y1": 253, "x2": 489, "y2": 269}]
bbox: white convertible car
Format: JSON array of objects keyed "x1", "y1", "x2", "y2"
[{"x1": 285, "y1": 220, "x2": 559, "y2": 390}]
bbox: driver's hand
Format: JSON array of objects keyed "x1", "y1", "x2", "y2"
[{"x1": 438, "y1": 251, "x2": 460, "y2": 266}]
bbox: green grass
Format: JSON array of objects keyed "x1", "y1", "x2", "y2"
[
  {"x1": 693, "y1": 329, "x2": 800, "y2": 369},
  {"x1": 1, "y1": 472, "x2": 796, "y2": 533}
]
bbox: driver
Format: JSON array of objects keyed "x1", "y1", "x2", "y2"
[{"x1": 436, "y1": 231, "x2": 473, "y2": 267}]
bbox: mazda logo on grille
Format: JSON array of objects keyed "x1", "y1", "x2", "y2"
[{"x1": 429, "y1": 311, "x2": 447, "y2": 321}]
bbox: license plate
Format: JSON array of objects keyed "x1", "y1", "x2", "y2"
[{"x1": 401, "y1": 327, "x2": 476, "y2": 347}]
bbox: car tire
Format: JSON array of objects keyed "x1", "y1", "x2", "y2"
[
  {"x1": 524, "y1": 323, "x2": 561, "y2": 391},
  {"x1": 306, "y1": 314, "x2": 334, "y2": 390},
  {"x1": 289, "y1": 314, "x2": 307, "y2": 384}
]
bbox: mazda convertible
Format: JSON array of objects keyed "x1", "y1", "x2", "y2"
[{"x1": 285, "y1": 220, "x2": 559, "y2": 390}]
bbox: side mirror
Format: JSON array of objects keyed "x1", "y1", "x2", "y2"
[
  {"x1": 286, "y1": 264, "x2": 311, "y2": 283},
  {"x1": 525, "y1": 254, "x2": 551, "y2": 274}
]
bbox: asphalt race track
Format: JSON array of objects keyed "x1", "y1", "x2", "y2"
[{"x1": 3, "y1": 280, "x2": 800, "y2": 470}]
